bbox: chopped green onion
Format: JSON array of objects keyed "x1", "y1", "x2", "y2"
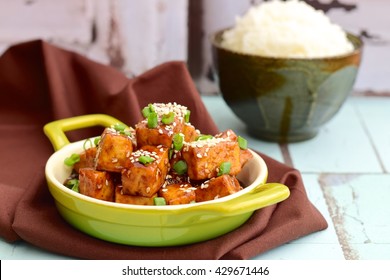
[
  {"x1": 94, "y1": 136, "x2": 101, "y2": 146},
  {"x1": 154, "y1": 197, "x2": 167, "y2": 206},
  {"x1": 83, "y1": 138, "x2": 93, "y2": 150},
  {"x1": 161, "y1": 112, "x2": 175, "y2": 124},
  {"x1": 142, "y1": 104, "x2": 155, "y2": 118},
  {"x1": 237, "y1": 135, "x2": 248, "y2": 150},
  {"x1": 113, "y1": 123, "x2": 127, "y2": 132},
  {"x1": 122, "y1": 130, "x2": 132, "y2": 137},
  {"x1": 168, "y1": 148, "x2": 174, "y2": 159},
  {"x1": 141, "y1": 107, "x2": 150, "y2": 118},
  {"x1": 65, "y1": 179, "x2": 79, "y2": 192},
  {"x1": 217, "y1": 161, "x2": 231, "y2": 176},
  {"x1": 138, "y1": 155, "x2": 155, "y2": 165},
  {"x1": 196, "y1": 134, "x2": 213, "y2": 141},
  {"x1": 172, "y1": 133, "x2": 184, "y2": 151},
  {"x1": 147, "y1": 112, "x2": 158, "y2": 128},
  {"x1": 113, "y1": 123, "x2": 133, "y2": 137},
  {"x1": 184, "y1": 110, "x2": 191, "y2": 123},
  {"x1": 72, "y1": 184, "x2": 79, "y2": 193},
  {"x1": 64, "y1": 153, "x2": 80, "y2": 166},
  {"x1": 173, "y1": 160, "x2": 187, "y2": 175}
]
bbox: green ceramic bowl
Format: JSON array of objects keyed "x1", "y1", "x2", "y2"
[
  {"x1": 44, "y1": 114, "x2": 290, "y2": 247},
  {"x1": 211, "y1": 29, "x2": 363, "y2": 142}
]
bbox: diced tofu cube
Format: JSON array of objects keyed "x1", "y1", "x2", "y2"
[
  {"x1": 78, "y1": 168, "x2": 115, "y2": 202},
  {"x1": 73, "y1": 147, "x2": 97, "y2": 173},
  {"x1": 215, "y1": 129, "x2": 237, "y2": 141},
  {"x1": 95, "y1": 127, "x2": 134, "y2": 172},
  {"x1": 195, "y1": 175, "x2": 242, "y2": 202},
  {"x1": 135, "y1": 102, "x2": 190, "y2": 148},
  {"x1": 158, "y1": 183, "x2": 196, "y2": 205},
  {"x1": 182, "y1": 138, "x2": 241, "y2": 180},
  {"x1": 182, "y1": 123, "x2": 199, "y2": 142},
  {"x1": 216, "y1": 129, "x2": 253, "y2": 167},
  {"x1": 121, "y1": 145, "x2": 169, "y2": 197},
  {"x1": 115, "y1": 186, "x2": 156, "y2": 205},
  {"x1": 135, "y1": 119, "x2": 183, "y2": 148}
]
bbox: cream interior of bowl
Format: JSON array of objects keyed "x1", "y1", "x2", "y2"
[{"x1": 45, "y1": 138, "x2": 268, "y2": 210}]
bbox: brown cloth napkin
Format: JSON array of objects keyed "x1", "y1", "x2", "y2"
[{"x1": 0, "y1": 40, "x2": 327, "y2": 259}]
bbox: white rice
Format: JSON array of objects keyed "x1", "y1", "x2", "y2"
[{"x1": 221, "y1": 0, "x2": 354, "y2": 58}]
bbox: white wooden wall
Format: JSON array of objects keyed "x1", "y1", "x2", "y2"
[
  {"x1": 0, "y1": 0, "x2": 188, "y2": 77},
  {"x1": 0, "y1": 0, "x2": 389, "y2": 94}
]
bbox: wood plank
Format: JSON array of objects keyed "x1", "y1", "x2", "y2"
[
  {"x1": 320, "y1": 173, "x2": 390, "y2": 260},
  {"x1": 254, "y1": 174, "x2": 344, "y2": 259},
  {"x1": 352, "y1": 97, "x2": 390, "y2": 173}
]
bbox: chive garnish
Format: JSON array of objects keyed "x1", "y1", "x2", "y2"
[
  {"x1": 162, "y1": 112, "x2": 175, "y2": 124},
  {"x1": 83, "y1": 138, "x2": 93, "y2": 150},
  {"x1": 217, "y1": 161, "x2": 231, "y2": 176},
  {"x1": 172, "y1": 133, "x2": 184, "y2": 151},
  {"x1": 237, "y1": 136, "x2": 248, "y2": 150},
  {"x1": 147, "y1": 112, "x2": 158, "y2": 128},
  {"x1": 184, "y1": 110, "x2": 191, "y2": 123},
  {"x1": 142, "y1": 104, "x2": 155, "y2": 118},
  {"x1": 173, "y1": 160, "x2": 187, "y2": 175},
  {"x1": 154, "y1": 197, "x2": 167, "y2": 206},
  {"x1": 64, "y1": 153, "x2": 80, "y2": 166},
  {"x1": 65, "y1": 179, "x2": 79, "y2": 192},
  {"x1": 196, "y1": 134, "x2": 213, "y2": 141},
  {"x1": 113, "y1": 123, "x2": 127, "y2": 132},
  {"x1": 138, "y1": 155, "x2": 155, "y2": 165},
  {"x1": 94, "y1": 136, "x2": 101, "y2": 146},
  {"x1": 168, "y1": 148, "x2": 174, "y2": 159}
]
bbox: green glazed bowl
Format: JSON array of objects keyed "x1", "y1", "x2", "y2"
[
  {"x1": 211, "y1": 29, "x2": 363, "y2": 142},
  {"x1": 44, "y1": 114, "x2": 290, "y2": 247}
]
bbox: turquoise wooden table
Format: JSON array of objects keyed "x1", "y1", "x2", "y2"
[{"x1": 1, "y1": 94, "x2": 389, "y2": 260}]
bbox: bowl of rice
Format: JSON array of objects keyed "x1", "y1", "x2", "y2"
[{"x1": 211, "y1": 0, "x2": 362, "y2": 142}]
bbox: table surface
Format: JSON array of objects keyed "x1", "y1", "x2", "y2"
[{"x1": 1, "y1": 94, "x2": 389, "y2": 260}]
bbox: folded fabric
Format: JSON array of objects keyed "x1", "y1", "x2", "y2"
[{"x1": 0, "y1": 40, "x2": 327, "y2": 259}]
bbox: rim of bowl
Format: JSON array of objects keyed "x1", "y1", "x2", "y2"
[
  {"x1": 210, "y1": 28, "x2": 363, "y2": 61},
  {"x1": 45, "y1": 138, "x2": 268, "y2": 211}
]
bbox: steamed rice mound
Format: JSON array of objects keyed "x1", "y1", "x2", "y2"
[{"x1": 221, "y1": 0, "x2": 354, "y2": 58}]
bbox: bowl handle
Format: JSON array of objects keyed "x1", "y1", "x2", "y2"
[
  {"x1": 198, "y1": 183, "x2": 290, "y2": 216},
  {"x1": 43, "y1": 114, "x2": 125, "y2": 151}
]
